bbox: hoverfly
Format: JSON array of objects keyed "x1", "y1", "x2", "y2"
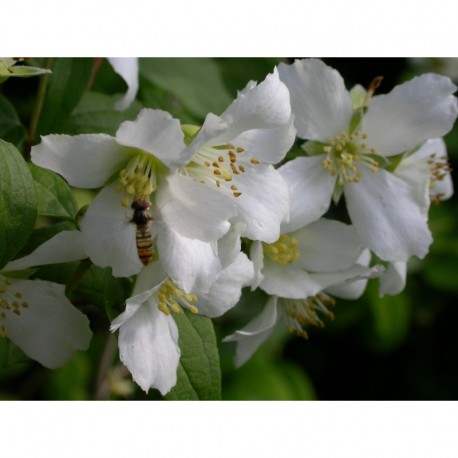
[{"x1": 130, "y1": 198, "x2": 153, "y2": 265}]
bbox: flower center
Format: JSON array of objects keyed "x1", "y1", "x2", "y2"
[
  {"x1": 263, "y1": 234, "x2": 300, "y2": 266},
  {"x1": 427, "y1": 151, "x2": 453, "y2": 203},
  {"x1": 155, "y1": 278, "x2": 199, "y2": 316},
  {"x1": 282, "y1": 293, "x2": 336, "y2": 339},
  {"x1": 116, "y1": 153, "x2": 163, "y2": 206},
  {"x1": 0, "y1": 276, "x2": 30, "y2": 339},
  {"x1": 321, "y1": 130, "x2": 379, "y2": 186},
  {"x1": 181, "y1": 143, "x2": 260, "y2": 199}
]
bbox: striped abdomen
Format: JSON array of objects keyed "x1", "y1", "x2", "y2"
[{"x1": 136, "y1": 224, "x2": 153, "y2": 265}]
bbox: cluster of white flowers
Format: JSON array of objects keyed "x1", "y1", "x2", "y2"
[{"x1": 3, "y1": 59, "x2": 456, "y2": 396}]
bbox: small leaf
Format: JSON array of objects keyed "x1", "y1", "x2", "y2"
[
  {"x1": 29, "y1": 163, "x2": 78, "y2": 219},
  {"x1": 166, "y1": 311, "x2": 221, "y2": 400},
  {"x1": 66, "y1": 91, "x2": 142, "y2": 135},
  {"x1": 0, "y1": 140, "x2": 37, "y2": 270},
  {"x1": 140, "y1": 58, "x2": 232, "y2": 119},
  {"x1": 36, "y1": 58, "x2": 93, "y2": 136},
  {"x1": 0, "y1": 338, "x2": 30, "y2": 368},
  {"x1": 0, "y1": 94, "x2": 27, "y2": 149}
]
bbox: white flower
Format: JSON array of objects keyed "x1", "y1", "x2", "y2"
[
  {"x1": 224, "y1": 217, "x2": 382, "y2": 367},
  {"x1": 379, "y1": 137, "x2": 453, "y2": 296},
  {"x1": 108, "y1": 58, "x2": 139, "y2": 111},
  {"x1": 110, "y1": 253, "x2": 254, "y2": 395},
  {"x1": 1, "y1": 231, "x2": 92, "y2": 368},
  {"x1": 278, "y1": 59, "x2": 458, "y2": 262},
  {"x1": 31, "y1": 108, "x2": 236, "y2": 293},
  {"x1": 183, "y1": 68, "x2": 296, "y2": 243}
]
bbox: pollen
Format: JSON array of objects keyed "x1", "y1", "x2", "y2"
[
  {"x1": 155, "y1": 278, "x2": 199, "y2": 316},
  {"x1": 0, "y1": 276, "x2": 30, "y2": 339},
  {"x1": 181, "y1": 142, "x2": 259, "y2": 199},
  {"x1": 117, "y1": 153, "x2": 162, "y2": 206},
  {"x1": 283, "y1": 293, "x2": 336, "y2": 339},
  {"x1": 263, "y1": 233, "x2": 300, "y2": 266},
  {"x1": 321, "y1": 130, "x2": 379, "y2": 185}
]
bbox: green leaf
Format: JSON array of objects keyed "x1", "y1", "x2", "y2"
[
  {"x1": 140, "y1": 58, "x2": 232, "y2": 119},
  {"x1": 223, "y1": 349, "x2": 316, "y2": 400},
  {"x1": 0, "y1": 94, "x2": 27, "y2": 149},
  {"x1": 0, "y1": 140, "x2": 37, "y2": 270},
  {"x1": 29, "y1": 163, "x2": 78, "y2": 219},
  {"x1": 166, "y1": 311, "x2": 221, "y2": 400},
  {"x1": 36, "y1": 58, "x2": 93, "y2": 136},
  {"x1": 66, "y1": 91, "x2": 142, "y2": 135},
  {"x1": 366, "y1": 282, "x2": 411, "y2": 352}
]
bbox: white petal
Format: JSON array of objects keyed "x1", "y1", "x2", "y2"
[
  {"x1": 4, "y1": 230, "x2": 86, "y2": 272},
  {"x1": 279, "y1": 156, "x2": 336, "y2": 232},
  {"x1": 344, "y1": 167, "x2": 433, "y2": 262},
  {"x1": 216, "y1": 221, "x2": 246, "y2": 268},
  {"x1": 108, "y1": 57, "x2": 139, "y2": 111},
  {"x1": 396, "y1": 138, "x2": 453, "y2": 208},
  {"x1": 362, "y1": 74, "x2": 458, "y2": 156},
  {"x1": 249, "y1": 240, "x2": 264, "y2": 290},
  {"x1": 229, "y1": 115, "x2": 296, "y2": 164},
  {"x1": 260, "y1": 260, "x2": 325, "y2": 299},
  {"x1": 379, "y1": 261, "x2": 407, "y2": 297},
  {"x1": 294, "y1": 219, "x2": 363, "y2": 272},
  {"x1": 232, "y1": 163, "x2": 289, "y2": 243},
  {"x1": 156, "y1": 225, "x2": 222, "y2": 294},
  {"x1": 184, "y1": 113, "x2": 229, "y2": 158},
  {"x1": 156, "y1": 174, "x2": 234, "y2": 242},
  {"x1": 111, "y1": 263, "x2": 168, "y2": 332},
  {"x1": 32, "y1": 134, "x2": 129, "y2": 188},
  {"x1": 115, "y1": 109, "x2": 190, "y2": 170},
  {"x1": 223, "y1": 296, "x2": 278, "y2": 367},
  {"x1": 278, "y1": 59, "x2": 353, "y2": 141},
  {"x1": 80, "y1": 183, "x2": 143, "y2": 277},
  {"x1": 196, "y1": 253, "x2": 254, "y2": 318},
  {"x1": 116, "y1": 300, "x2": 180, "y2": 395},
  {"x1": 294, "y1": 219, "x2": 362, "y2": 270},
  {"x1": 311, "y1": 264, "x2": 383, "y2": 293},
  {"x1": 325, "y1": 249, "x2": 373, "y2": 299},
  {"x1": 219, "y1": 68, "x2": 293, "y2": 140},
  {"x1": 2, "y1": 279, "x2": 92, "y2": 369}
]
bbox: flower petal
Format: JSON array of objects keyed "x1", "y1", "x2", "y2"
[
  {"x1": 115, "y1": 300, "x2": 180, "y2": 395},
  {"x1": 378, "y1": 261, "x2": 407, "y2": 297},
  {"x1": 108, "y1": 57, "x2": 139, "y2": 111},
  {"x1": 195, "y1": 253, "x2": 254, "y2": 318},
  {"x1": 115, "y1": 109, "x2": 190, "y2": 170},
  {"x1": 223, "y1": 296, "x2": 278, "y2": 367},
  {"x1": 232, "y1": 163, "x2": 289, "y2": 243},
  {"x1": 249, "y1": 240, "x2": 264, "y2": 290},
  {"x1": 156, "y1": 173, "x2": 234, "y2": 242},
  {"x1": 156, "y1": 225, "x2": 222, "y2": 294},
  {"x1": 219, "y1": 68, "x2": 293, "y2": 140},
  {"x1": 344, "y1": 167, "x2": 433, "y2": 262},
  {"x1": 217, "y1": 221, "x2": 246, "y2": 268},
  {"x1": 279, "y1": 156, "x2": 336, "y2": 232},
  {"x1": 4, "y1": 230, "x2": 86, "y2": 272},
  {"x1": 80, "y1": 183, "x2": 143, "y2": 277},
  {"x1": 278, "y1": 59, "x2": 353, "y2": 141},
  {"x1": 229, "y1": 114, "x2": 296, "y2": 164},
  {"x1": 395, "y1": 138, "x2": 453, "y2": 212},
  {"x1": 294, "y1": 219, "x2": 363, "y2": 272},
  {"x1": 2, "y1": 279, "x2": 92, "y2": 369},
  {"x1": 362, "y1": 74, "x2": 458, "y2": 156},
  {"x1": 324, "y1": 249, "x2": 373, "y2": 299},
  {"x1": 32, "y1": 134, "x2": 129, "y2": 188},
  {"x1": 260, "y1": 260, "x2": 325, "y2": 299}
]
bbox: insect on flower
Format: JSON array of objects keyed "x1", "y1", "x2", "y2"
[{"x1": 130, "y1": 197, "x2": 153, "y2": 265}]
